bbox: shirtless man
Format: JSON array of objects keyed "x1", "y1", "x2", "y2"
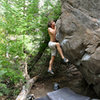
[{"x1": 48, "y1": 20, "x2": 69, "y2": 74}]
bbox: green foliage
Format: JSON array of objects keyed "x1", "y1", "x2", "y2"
[
  {"x1": 0, "y1": 56, "x2": 24, "y2": 96},
  {"x1": 0, "y1": 0, "x2": 61, "y2": 97},
  {"x1": 0, "y1": 83, "x2": 9, "y2": 96}
]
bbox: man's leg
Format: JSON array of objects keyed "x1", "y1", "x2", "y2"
[
  {"x1": 56, "y1": 43, "x2": 69, "y2": 62},
  {"x1": 56, "y1": 43, "x2": 64, "y2": 59},
  {"x1": 48, "y1": 56, "x2": 55, "y2": 71}
]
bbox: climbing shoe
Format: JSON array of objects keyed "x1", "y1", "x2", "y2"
[
  {"x1": 48, "y1": 69, "x2": 54, "y2": 75},
  {"x1": 63, "y1": 58, "x2": 69, "y2": 63}
]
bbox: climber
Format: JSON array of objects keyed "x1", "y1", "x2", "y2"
[{"x1": 48, "y1": 20, "x2": 69, "y2": 74}]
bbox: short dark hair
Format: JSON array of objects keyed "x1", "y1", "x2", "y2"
[{"x1": 48, "y1": 20, "x2": 54, "y2": 28}]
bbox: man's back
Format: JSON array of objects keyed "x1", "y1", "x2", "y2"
[{"x1": 48, "y1": 27, "x2": 56, "y2": 42}]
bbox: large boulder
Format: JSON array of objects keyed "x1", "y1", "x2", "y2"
[{"x1": 56, "y1": 0, "x2": 100, "y2": 97}]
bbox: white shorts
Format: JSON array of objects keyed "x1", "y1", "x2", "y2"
[{"x1": 48, "y1": 41, "x2": 57, "y2": 56}]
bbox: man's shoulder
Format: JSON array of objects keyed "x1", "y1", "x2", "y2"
[
  {"x1": 48, "y1": 27, "x2": 52, "y2": 32},
  {"x1": 48, "y1": 27, "x2": 52, "y2": 30}
]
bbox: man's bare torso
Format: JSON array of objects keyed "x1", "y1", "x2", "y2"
[{"x1": 48, "y1": 27, "x2": 56, "y2": 42}]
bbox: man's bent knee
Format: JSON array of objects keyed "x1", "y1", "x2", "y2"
[{"x1": 56, "y1": 43, "x2": 60, "y2": 47}]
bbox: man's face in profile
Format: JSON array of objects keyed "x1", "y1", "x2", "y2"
[{"x1": 51, "y1": 21, "x2": 55, "y2": 27}]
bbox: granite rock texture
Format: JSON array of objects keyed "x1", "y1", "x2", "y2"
[{"x1": 56, "y1": 0, "x2": 100, "y2": 97}]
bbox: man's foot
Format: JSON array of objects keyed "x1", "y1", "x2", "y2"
[
  {"x1": 63, "y1": 58, "x2": 69, "y2": 63},
  {"x1": 48, "y1": 69, "x2": 54, "y2": 75}
]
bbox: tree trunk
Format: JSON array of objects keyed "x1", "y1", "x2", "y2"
[
  {"x1": 16, "y1": 76, "x2": 38, "y2": 100},
  {"x1": 28, "y1": 38, "x2": 49, "y2": 75}
]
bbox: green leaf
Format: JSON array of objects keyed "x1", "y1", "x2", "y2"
[{"x1": 0, "y1": 70, "x2": 7, "y2": 76}]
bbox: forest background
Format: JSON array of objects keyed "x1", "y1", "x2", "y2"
[{"x1": 0, "y1": 0, "x2": 61, "y2": 99}]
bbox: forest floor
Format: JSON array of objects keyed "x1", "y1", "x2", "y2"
[
  {"x1": 30, "y1": 64, "x2": 98, "y2": 99},
  {"x1": 0, "y1": 64, "x2": 98, "y2": 100}
]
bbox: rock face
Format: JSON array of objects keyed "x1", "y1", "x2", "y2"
[{"x1": 56, "y1": 0, "x2": 100, "y2": 97}]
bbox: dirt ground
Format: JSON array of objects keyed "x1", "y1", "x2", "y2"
[{"x1": 30, "y1": 65, "x2": 98, "y2": 99}]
